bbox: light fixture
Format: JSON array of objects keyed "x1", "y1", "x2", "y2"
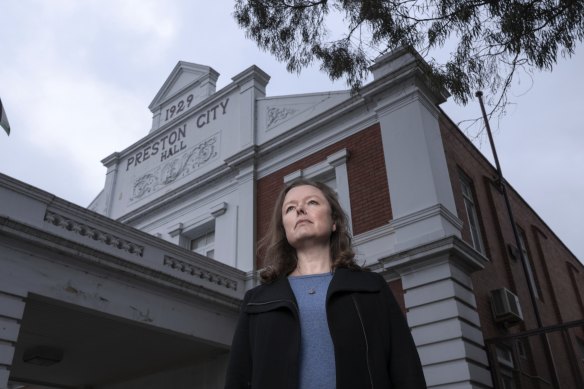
[{"x1": 23, "y1": 345, "x2": 63, "y2": 366}]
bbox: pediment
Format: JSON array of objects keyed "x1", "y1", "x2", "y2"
[
  {"x1": 149, "y1": 61, "x2": 219, "y2": 111},
  {"x1": 260, "y1": 92, "x2": 350, "y2": 131}
]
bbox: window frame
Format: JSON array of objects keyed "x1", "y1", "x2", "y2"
[
  {"x1": 517, "y1": 226, "x2": 543, "y2": 301},
  {"x1": 459, "y1": 172, "x2": 486, "y2": 254},
  {"x1": 189, "y1": 228, "x2": 215, "y2": 259}
]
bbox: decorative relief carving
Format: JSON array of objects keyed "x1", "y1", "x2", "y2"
[
  {"x1": 163, "y1": 255, "x2": 238, "y2": 291},
  {"x1": 131, "y1": 134, "x2": 219, "y2": 202},
  {"x1": 44, "y1": 211, "x2": 144, "y2": 257},
  {"x1": 266, "y1": 106, "x2": 298, "y2": 129}
]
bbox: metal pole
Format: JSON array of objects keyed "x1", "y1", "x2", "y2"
[{"x1": 475, "y1": 91, "x2": 561, "y2": 388}]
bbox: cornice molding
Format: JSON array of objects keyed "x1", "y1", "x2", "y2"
[
  {"x1": 391, "y1": 203, "x2": 463, "y2": 232},
  {"x1": 353, "y1": 223, "x2": 394, "y2": 246},
  {"x1": 44, "y1": 210, "x2": 144, "y2": 257},
  {"x1": 0, "y1": 216, "x2": 246, "y2": 308},
  {"x1": 163, "y1": 255, "x2": 238, "y2": 291},
  {"x1": 372, "y1": 235, "x2": 488, "y2": 278},
  {"x1": 224, "y1": 145, "x2": 257, "y2": 168},
  {"x1": 231, "y1": 65, "x2": 270, "y2": 88}
]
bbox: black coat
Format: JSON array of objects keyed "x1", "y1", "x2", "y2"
[{"x1": 224, "y1": 268, "x2": 427, "y2": 389}]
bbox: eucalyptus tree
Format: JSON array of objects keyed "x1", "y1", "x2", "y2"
[{"x1": 234, "y1": 0, "x2": 584, "y2": 117}]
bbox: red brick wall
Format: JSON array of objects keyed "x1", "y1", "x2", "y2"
[
  {"x1": 256, "y1": 123, "x2": 392, "y2": 268},
  {"x1": 440, "y1": 113, "x2": 584, "y2": 387}
]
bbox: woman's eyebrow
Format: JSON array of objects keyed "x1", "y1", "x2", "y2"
[{"x1": 283, "y1": 193, "x2": 324, "y2": 207}]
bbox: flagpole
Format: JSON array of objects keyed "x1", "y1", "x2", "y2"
[{"x1": 475, "y1": 91, "x2": 560, "y2": 389}]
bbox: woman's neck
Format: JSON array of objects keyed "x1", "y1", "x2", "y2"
[{"x1": 291, "y1": 246, "x2": 332, "y2": 276}]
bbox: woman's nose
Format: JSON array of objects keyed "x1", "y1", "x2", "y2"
[{"x1": 296, "y1": 205, "x2": 306, "y2": 214}]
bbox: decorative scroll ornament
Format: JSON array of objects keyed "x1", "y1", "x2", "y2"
[
  {"x1": 44, "y1": 211, "x2": 144, "y2": 257},
  {"x1": 131, "y1": 135, "x2": 219, "y2": 202},
  {"x1": 266, "y1": 106, "x2": 297, "y2": 129},
  {"x1": 163, "y1": 255, "x2": 238, "y2": 291}
]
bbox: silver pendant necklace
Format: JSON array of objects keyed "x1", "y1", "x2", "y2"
[{"x1": 293, "y1": 264, "x2": 331, "y2": 295}]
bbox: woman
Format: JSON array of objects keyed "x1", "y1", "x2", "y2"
[{"x1": 225, "y1": 179, "x2": 426, "y2": 389}]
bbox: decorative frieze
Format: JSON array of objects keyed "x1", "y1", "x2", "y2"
[
  {"x1": 266, "y1": 106, "x2": 297, "y2": 129},
  {"x1": 44, "y1": 211, "x2": 144, "y2": 257},
  {"x1": 163, "y1": 255, "x2": 238, "y2": 291},
  {"x1": 131, "y1": 134, "x2": 219, "y2": 202}
]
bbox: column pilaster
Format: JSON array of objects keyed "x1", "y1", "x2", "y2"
[
  {"x1": 0, "y1": 288, "x2": 26, "y2": 388},
  {"x1": 378, "y1": 237, "x2": 493, "y2": 388}
]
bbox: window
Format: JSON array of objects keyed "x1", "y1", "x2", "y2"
[
  {"x1": 500, "y1": 370, "x2": 516, "y2": 389},
  {"x1": 190, "y1": 230, "x2": 215, "y2": 259},
  {"x1": 577, "y1": 338, "x2": 584, "y2": 362},
  {"x1": 179, "y1": 220, "x2": 217, "y2": 259},
  {"x1": 517, "y1": 228, "x2": 542, "y2": 300},
  {"x1": 496, "y1": 345, "x2": 517, "y2": 389},
  {"x1": 567, "y1": 262, "x2": 584, "y2": 314},
  {"x1": 516, "y1": 339, "x2": 528, "y2": 360},
  {"x1": 175, "y1": 202, "x2": 227, "y2": 261},
  {"x1": 459, "y1": 173, "x2": 485, "y2": 254}
]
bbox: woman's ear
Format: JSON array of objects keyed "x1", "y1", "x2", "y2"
[{"x1": 332, "y1": 223, "x2": 337, "y2": 232}]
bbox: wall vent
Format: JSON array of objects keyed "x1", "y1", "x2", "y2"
[{"x1": 490, "y1": 288, "x2": 523, "y2": 323}]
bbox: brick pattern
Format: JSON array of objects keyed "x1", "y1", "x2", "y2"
[
  {"x1": 440, "y1": 114, "x2": 584, "y2": 387},
  {"x1": 256, "y1": 123, "x2": 392, "y2": 268}
]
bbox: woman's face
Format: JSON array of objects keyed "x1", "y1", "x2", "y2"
[{"x1": 281, "y1": 185, "x2": 336, "y2": 249}]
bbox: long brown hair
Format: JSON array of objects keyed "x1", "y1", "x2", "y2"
[{"x1": 258, "y1": 179, "x2": 359, "y2": 283}]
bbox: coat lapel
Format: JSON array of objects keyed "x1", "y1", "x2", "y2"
[
  {"x1": 250, "y1": 276, "x2": 295, "y2": 303},
  {"x1": 246, "y1": 268, "x2": 381, "y2": 312},
  {"x1": 326, "y1": 269, "x2": 381, "y2": 301},
  {"x1": 327, "y1": 268, "x2": 382, "y2": 302},
  {"x1": 244, "y1": 276, "x2": 298, "y2": 314}
]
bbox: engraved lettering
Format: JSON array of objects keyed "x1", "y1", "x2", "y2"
[
  {"x1": 169, "y1": 131, "x2": 177, "y2": 145},
  {"x1": 196, "y1": 99, "x2": 229, "y2": 129},
  {"x1": 197, "y1": 113, "x2": 206, "y2": 128},
  {"x1": 125, "y1": 124, "x2": 188, "y2": 171},
  {"x1": 164, "y1": 94, "x2": 194, "y2": 122},
  {"x1": 220, "y1": 98, "x2": 229, "y2": 114},
  {"x1": 160, "y1": 135, "x2": 168, "y2": 149},
  {"x1": 131, "y1": 135, "x2": 219, "y2": 201},
  {"x1": 126, "y1": 156, "x2": 135, "y2": 171}
]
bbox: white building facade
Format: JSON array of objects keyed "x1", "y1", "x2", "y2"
[
  {"x1": 91, "y1": 47, "x2": 491, "y2": 388},
  {"x1": 7, "y1": 47, "x2": 555, "y2": 388}
]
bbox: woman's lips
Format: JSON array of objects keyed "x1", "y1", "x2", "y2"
[{"x1": 295, "y1": 219, "x2": 311, "y2": 228}]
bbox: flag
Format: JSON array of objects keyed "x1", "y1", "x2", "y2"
[{"x1": 0, "y1": 98, "x2": 11, "y2": 135}]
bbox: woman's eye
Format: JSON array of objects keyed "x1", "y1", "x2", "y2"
[
  {"x1": 285, "y1": 206, "x2": 295, "y2": 213},
  {"x1": 308, "y1": 200, "x2": 318, "y2": 205}
]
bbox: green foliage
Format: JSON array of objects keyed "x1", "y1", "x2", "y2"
[{"x1": 234, "y1": 0, "x2": 584, "y2": 111}]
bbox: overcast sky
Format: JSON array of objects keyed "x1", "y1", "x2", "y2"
[{"x1": 1, "y1": 1, "x2": 582, "y2": 262}]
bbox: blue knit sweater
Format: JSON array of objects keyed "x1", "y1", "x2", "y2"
[{"x1": 289, "y1": 273, "x2": 336, "y2": 389}]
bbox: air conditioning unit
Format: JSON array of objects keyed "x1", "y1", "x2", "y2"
[{"x1": 490, "y1": 288, "x2": 523, "y2": 323}]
